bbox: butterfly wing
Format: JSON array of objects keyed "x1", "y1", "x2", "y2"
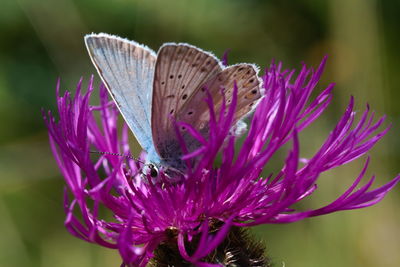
[
  {"x1": 177, "y1": 64, "x2": 262, "y2": 131},
  {"x1": 85, "y1": 33, "x2": 157, "y2": 153},
  {"x1": 151, "y1": 43, "x2": 223, "y2": 166}
]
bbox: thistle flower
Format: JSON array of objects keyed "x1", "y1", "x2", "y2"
[{"x1": 43, "y1": 57, "x2": 399, "y2": 267}]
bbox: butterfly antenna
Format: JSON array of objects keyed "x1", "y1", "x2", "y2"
[{"x1": 89, "y1": 151, "x2": 145, "y2": 164}]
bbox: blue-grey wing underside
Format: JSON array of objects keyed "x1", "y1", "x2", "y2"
[{"x1": 85, "y1": 33, "x2": 157, "y2": 154}]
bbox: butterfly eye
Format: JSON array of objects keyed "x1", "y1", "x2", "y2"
[{"x1": 148, "y1": 164, "x2": 159, "y2": 178}]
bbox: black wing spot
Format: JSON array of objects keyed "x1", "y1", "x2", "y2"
[
  {"x1": 249, "y1": 78, "x2": 254, "y2": 83},
  {"x1": 181, "y1": 85, "x2": 185, "y2": 89},
  {"x1": 251, "y1": 89, "x2": 257, "y2": 94},
  {"x1": 187, "y1": 111, "x2": 194, "y2": 115},
  {"x1": 170, "y1": 75, "x2": 174, "y2": 79},
  {"x1": 182, "y1": 94, "x2": 188, "y2": 100},
  {"x1": 238, "y1": 67, "x2": 244, "y2": 71},
  {"x1": 170, "y1": 109, "x2": 174, "y2": 114},
  {"x1": 178, "y1": 74, "x2": 182, "y2": 79},
  {"x1": 161, "y1": 81, "x2": 165, "y2": 85}
]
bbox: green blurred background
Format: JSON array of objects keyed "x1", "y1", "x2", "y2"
[{"x1": 0, "y1": 0, "x2": 399, "y2": 266}]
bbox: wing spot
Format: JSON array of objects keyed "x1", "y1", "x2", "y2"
[
  {"x1": 166, "y1": 94, "x2": 175, "y2": 98},
  {"x1": 181, "y1": 85, "x2": 185, "y2": 89},
  {"x1": 249, "y1": 78, "x2": 255, "y2": 83},
  {"x1": 249, "y1": 103, "x2": 254, "y2": 107},
  {"x1": 170, "y1": 75, "x2": 174, "y2": 79},
  {"x1": 200, "y1": 67, "x2": 207, "y2": 72},
  {"x1": 161, "y1": 81, "x2": 165, "y2": 85},
  {"x1": 187, "y1": 111, "x2": 194, "y2": 115},
  {"x1": 251, "y1": 89, "x2": 257, "y2": 94},
  {"x1": 192, "y1": 63, "x2": 198, "y2": 67},
  {"x1": 182, "y1": 94, "x2": 188, "y2": 100},
  {"x1": 178, "y1": 74, "x2": 182, "y2": 79},
  {"x1": 170, "y1": 109, "x2": 174, "y2": 114},
  {"x1": 238, "y1": 67, "x2": 244, "y2": 71},
  {"x1": 180, "y1": 126, "x2": 186, "y2": 131},
  {"x1": 246, "y1": 70, "x2": 251, "y2": 74}
]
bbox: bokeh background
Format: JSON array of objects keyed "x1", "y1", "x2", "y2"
[{"x1": 1, "y1": 0, "x2": 399, "y2": 266}]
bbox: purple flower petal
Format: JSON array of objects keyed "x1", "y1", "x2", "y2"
[{"x1": 45, "y1": 58, "x2": 399, "y2": 266}]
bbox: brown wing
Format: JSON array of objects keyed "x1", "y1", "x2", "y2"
[
  {"x1": 151, "y1": 43, "x2": 223, "y2": 162},
  {"x1": 177, "y1": 64, "x2": 262, "y2": 132}
]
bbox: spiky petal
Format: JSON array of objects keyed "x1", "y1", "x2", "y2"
[{"x1": 44, "y1": 58, "x2": 399, "y2": 266}]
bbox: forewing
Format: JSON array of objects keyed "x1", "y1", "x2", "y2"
[
  {"x1": 177, "y1": 64, "x2": 262, "y2": 132},
  {"x1": 151, "y1": 43, "x2": 223, "y2": 162},
  {"x1": 85, "y1": 33, "x2": 157, "y2": 152}
]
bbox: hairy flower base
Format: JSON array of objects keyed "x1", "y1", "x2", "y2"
[
  {"x1": 150, "y1": 225, "x2": 270, "y2": 267},
  {"x1": 44, "y1": 58, "x2": 400, "y2": 266}
]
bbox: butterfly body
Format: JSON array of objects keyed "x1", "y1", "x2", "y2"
[{"x1": 85, "y1": 33, "x2": 262, "y2": 175}]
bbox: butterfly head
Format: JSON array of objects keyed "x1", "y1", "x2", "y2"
[
  {"x1": 141, "y1": 161, "x2": 185, "y2": 184},
  {"x1": 143, "y1": 163, "x2": 159, "y2": 178}
]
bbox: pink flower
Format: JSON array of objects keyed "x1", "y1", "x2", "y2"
[{"x1": 44, "y1": 57, "x2": 399, "y2": 266}]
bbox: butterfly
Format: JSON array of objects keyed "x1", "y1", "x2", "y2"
[{"x1": 84, "y1": 33, "x2": 262, "y2": 177}]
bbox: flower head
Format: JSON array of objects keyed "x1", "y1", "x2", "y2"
[{"x1": 44, "y1": 57, "x2": 399, "y2": 266}]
